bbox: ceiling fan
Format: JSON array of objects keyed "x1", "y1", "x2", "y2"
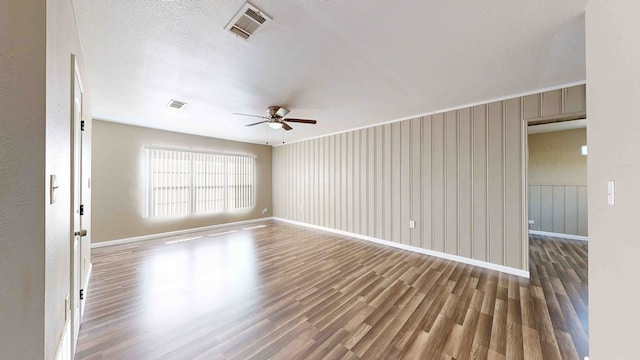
[{"x1": 233, "y1": 106, "x2": 317, "y2": 131}]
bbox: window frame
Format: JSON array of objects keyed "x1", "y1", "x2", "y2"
[{"x1": 144, "y1": 146, "x2": 256, "y2": 217}]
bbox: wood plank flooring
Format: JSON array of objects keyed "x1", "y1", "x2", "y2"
[{"x1": 75, "y1": 222, "x2": 588, "y2": 359}]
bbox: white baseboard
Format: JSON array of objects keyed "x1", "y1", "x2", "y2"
[
  {"x1": 529, "y1": 230, "x2": 588, "y2": 242},
  {"x1": 91, "y1": 217, "x2": 274, "y2": 248},
  {"x1": 273, "y1": 217, "x2": 530, "y2": 278}
]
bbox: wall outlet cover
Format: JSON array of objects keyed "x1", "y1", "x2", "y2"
[
  {"x1": 607, "y1": 181, "x2": 615, "y2": 205},
  {"x1": 528, "y1": 220, "x2": 535, "y2": 224}
]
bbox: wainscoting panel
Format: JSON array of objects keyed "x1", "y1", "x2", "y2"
[
  {"x1": 528, "y1": 185, "x2": 588, "y2": 236},
  {"x1": 472, "y1": 105, "x2": 488, "y2": 263}
]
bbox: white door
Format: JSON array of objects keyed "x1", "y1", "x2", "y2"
[{"x1": 71, "y1": 56, "x2": 85, "y2": 354}]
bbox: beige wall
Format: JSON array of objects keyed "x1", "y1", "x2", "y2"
[
  {"x1": 528, "y1": 128, "x2": 588, "y2": 236},
  {"x1": 523, "y1": 85, "x2": 586, "y2": 122},
  {"x1": 0, "y1": 0, "x2": 91, "y2": 358},
  {"x1": 273, "y1": 86, "x2": 585, "y2": 273},
  {"x1": 0, "y1": 1, "x2": 46, "y2": 358},
  {"x1": 274, "y1": 98, "x2": 529, "y2": 271},
  {"x1": 587, "y1": 1, "x2": 640, "y2": 358},
  {"x1": 91, "y1": 120, "x2": 272, "y2": 243},
  {"x1": 528, "y1": 128, "x2": 587, "y2": 186},
  {"x1": 46, "y1": 0, "x2": 93, "y2": 357}
]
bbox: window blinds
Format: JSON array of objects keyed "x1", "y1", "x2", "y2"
[{"x1": 146, "y1": 148, "x2": 255, "y2": 217}]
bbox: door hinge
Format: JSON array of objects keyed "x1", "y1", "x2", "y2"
[
  {"x1": 81, "y1": 120, "x2": 85, "y2": 131},
  {"x1": 80, "y1": 204, "x2": 84, "y2": 215},
  {"x1": 80, "y1": 289, "x2": 84, "y2": 300}
]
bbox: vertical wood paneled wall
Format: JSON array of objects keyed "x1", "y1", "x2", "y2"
[
  {"x1": 529, "y1": 185, "x2": 588, "y2": 236},
  {"x1": 273, "y1": 85, "x2": 585, "y2": 272}
]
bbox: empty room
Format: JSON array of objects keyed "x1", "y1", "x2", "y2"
[{"x1": 2, "y1": 1, "x2": 640, "y2": 359}]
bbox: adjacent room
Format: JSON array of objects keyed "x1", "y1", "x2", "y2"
[
  {"x1": 528, "y1": 120, "x2": 588, "y2": 240},
  {"x1": 3, "y1": 1, "x2": 640, "y2": 359}
]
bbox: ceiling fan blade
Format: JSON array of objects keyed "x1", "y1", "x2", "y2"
[
  {"x1": 282, "y1": 122, "x2": 293, "y2": 131},
  {"x1": 284, "y1": 118, "x2": 317, "y2": 124},
  {"x1": 233, "y1": 113, "x2": 270, "y2": 120},
  {"x1": 245, "y1": 121, "x2": 269, "y2": 127}
]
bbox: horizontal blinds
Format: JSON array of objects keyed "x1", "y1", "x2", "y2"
[{"x1": 147, "y1": 148, "x2": 255, "y2": 217}]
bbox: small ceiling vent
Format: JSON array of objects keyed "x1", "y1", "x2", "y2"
[
  {"x1": 167, "y1": 99, "x2": 187, "y2": 110},
  {"x1": 225, "y1": 2, "x2": 271, "y2": 40}
]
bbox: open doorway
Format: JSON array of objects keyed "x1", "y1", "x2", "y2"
[
  {"x1": 525, "y1": 118, "x2": 589, "y2": 357},
  {"x1": 527, "y1": 119, "x2": 588, "y2": 240}
]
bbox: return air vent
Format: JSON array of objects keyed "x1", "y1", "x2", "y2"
[
  {"x1": 225, "y1": 2, "x2": 271, "y2": 40},
  {"x1": 167, "y1": 99, "x2": 187, "y2": 110}
]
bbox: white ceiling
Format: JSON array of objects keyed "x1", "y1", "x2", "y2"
[{"x1": 73, "y1": 0, "x2": 587, "y2": 145}]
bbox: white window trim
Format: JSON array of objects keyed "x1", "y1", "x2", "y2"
[{"x1": 144, "y1": 146, "x2": 256, "y2": 217}]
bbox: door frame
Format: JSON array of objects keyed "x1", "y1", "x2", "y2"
[
  {"x1": 70, "y1": 54, "x2": 85, "y2": 355},
  {"x1": 525, "y1": 118, "x2": 588, "y2": 240}
]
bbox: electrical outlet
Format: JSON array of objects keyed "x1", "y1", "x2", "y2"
[
  {"x1": 409, "y1": 220, "x2": 416, "y2": 229},
  {"x1": 528, "y1": 220, "x2": 535, "y2": 225},
  {"x1": 261, "y1": 208, "x2": 268, "y2": 214}
]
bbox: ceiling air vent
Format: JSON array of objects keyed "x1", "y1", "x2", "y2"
[
  {"x1": 167, "y1": 99, "x2": 187, "y2": 110},
  {"x1": 225, "y1": 2, "x2": 271, "y2": 40}
]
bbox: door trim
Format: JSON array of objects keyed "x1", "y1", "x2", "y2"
[{"x1": 69, "y1": 53, "x2": 84, "y2": 356}]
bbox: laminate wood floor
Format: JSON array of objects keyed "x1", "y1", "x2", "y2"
[{"x1": 76, "y1": 221, "x2": 588, "y2": 359}]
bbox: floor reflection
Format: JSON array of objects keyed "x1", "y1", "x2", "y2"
[
  {"x1": 141, "y1": 231, "x2": 263, "y2": 337},
  {"x1": 77, "y1": 223, "x2": 588, "y2": 359}
]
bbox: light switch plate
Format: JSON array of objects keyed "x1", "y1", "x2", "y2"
[{"x1": 608, "y1": 181, "x2": 615, "y2": 205}]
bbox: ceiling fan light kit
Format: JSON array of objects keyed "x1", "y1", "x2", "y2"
[{"x1": 234, "y1": 106, "x2": 318, "y2": 131}]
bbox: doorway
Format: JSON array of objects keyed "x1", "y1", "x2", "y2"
[{"x1": 527, "y1": 119, "x2": 588, "y2": 239}]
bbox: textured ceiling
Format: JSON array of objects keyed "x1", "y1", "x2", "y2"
[{"x1": 73, "y1": 0, "x2": 587, "y2": 145}]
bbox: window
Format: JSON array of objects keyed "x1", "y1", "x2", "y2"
[{"x1": 146, "y1": 148, "x2": 255, "y2": 217}]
